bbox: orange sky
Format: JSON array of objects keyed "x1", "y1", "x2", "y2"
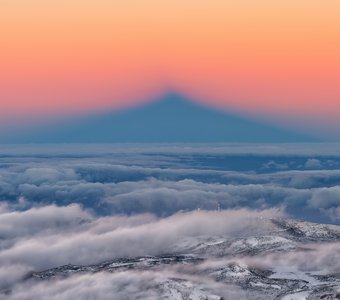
[{"x1": 1, "y1": 0, "x2": 340, "y2": 137}]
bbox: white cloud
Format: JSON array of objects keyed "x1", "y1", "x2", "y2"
[
  {"x1": 1, "y1": 144, "x2": 340, "y2": 298},
  {"x1": 305, "y1": 158, "x2": 322, "y2": 169},
  {"x1": 0, "y1": 205, "x2": 281, "y2": 270}
]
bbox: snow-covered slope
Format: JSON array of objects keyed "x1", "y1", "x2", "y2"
[{"x1": 11, "y1": 219, "x2": 340, "y2": 300}]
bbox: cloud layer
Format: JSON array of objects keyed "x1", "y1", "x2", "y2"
[
  {"x1": 1, "y1": 144, "x2": 340, "y2": 298},
  {"x1": 1, "y1": 144, "x2": 340, "y2": 222}
]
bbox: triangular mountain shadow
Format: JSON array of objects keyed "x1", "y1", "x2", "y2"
[{"x1": 4, "y1": 93, "x2": 317, "y2": 143}]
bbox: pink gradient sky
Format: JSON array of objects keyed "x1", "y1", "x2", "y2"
[{"x1": 0, "y1": 0, "x2": 340, "y2": 138}]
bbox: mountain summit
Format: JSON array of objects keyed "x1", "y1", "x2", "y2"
[{"x1": 4, "y1": 94, "x2": 316, "y2": 143}]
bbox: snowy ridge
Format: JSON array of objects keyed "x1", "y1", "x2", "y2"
[{"x1": 12, "y1": 218, "x2": 340, "y2": 300}]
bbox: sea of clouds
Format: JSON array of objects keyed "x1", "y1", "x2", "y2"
[
  {"x1": 1, "y1": 144, "x2": 340, "y2": 221},
  {"x1": 1, "y1": 144, "x2": 340, "y2": 298}
]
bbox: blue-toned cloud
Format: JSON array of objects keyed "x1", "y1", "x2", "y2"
[
  {"x1": 1, "y1": 144, "x2": 340, "y2": 222},
  {"x1": 1, "y1": 144, "x2": 340, "y2": 299}
]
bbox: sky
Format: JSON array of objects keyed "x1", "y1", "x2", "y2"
[{"x1": 0, "y1": 0, "x2": 340, "y2": 138}]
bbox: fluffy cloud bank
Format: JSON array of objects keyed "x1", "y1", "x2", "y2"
[
  {"x1": 0, "y1": 205, "x2": 281, "y2": 269},
  {"x1": 0, "y1": 204, "x2": 281, "y2": 291},
  {"x1": 1, "y1": 145, "x2": 340, "y2": 223},
  {"x1": 1, "y1": 144, "x2": 340, "y2": 298},
  {"x1": 1, "y1": 203, "x2": 339, "y2": 299},
  {"x1": 1, "y1": 165, "x2": 340, "y2": 222}
]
